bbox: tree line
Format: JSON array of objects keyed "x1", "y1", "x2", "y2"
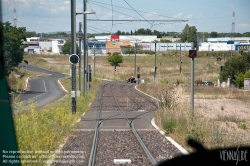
[{"x1": 25, "y1": 26, "x2": 250, "y2": 39}]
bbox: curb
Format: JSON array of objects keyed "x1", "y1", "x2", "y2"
[
  {"x1": 151, "y1": 118, "x2": 189, "y2": 155},
  {"x1": 135, "y1": 85, "x2": 189, "y2": 155},
  {"x1": 25, "y1": 76, "x2": 30, "y2": 90},
  {"x1": 58, "y1": 80, "x2": 68, "y2": 93}
]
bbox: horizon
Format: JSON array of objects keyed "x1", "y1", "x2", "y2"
[{"x1": 2, "y1": 0, "x2": 250, "y2": 34}]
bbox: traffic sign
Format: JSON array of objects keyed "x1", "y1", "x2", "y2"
[
  {"x1": 189, "y1": 50, "x2": 197, "y2": 58},
  {"x1": 69, "y1": 54, "x2": 80, "y2": 64}
]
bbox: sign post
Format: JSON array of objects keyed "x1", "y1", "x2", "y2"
[
  {"x1": 244, "y1": 78, "x2": 250, "y2": 90},
  {"x1": 69, "y1": 54, "x2": 80, "y2": 114},
  {"x1": 189, "y1": 49, "x2": 196, "y2": 116}
]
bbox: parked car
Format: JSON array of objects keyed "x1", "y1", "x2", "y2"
[{"x1": 202, "y1": 81, "x2": 214, "y2": 86}]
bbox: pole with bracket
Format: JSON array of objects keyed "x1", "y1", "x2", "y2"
[
  {"x1": 83, "y1": 0, "x2": 87, "y2": 98},
  {"x1": 180, "y1": 44, "x2": 182, "y2": 73},
  {"x1": 70, "y1": 0, "x2": 76, "y2": 114},
  {"x1": 78, "y1": 22, "x2": 82, "y2": 92},
  {"x1": 134, "y1": 41, "x2": 137, "y2": 77},
  {"x1": 154, "y1": 41, "x2": 157, "y2": 83},
  {"x1": 94, "y1": 42, "x2": 95, "y2": 77}
]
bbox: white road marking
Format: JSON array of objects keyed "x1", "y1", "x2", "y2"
[{"x1": 43, "y1": 79, "x2": 47, "y2": 92}]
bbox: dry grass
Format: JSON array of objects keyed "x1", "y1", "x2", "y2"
[
  {"x1": 150, "y1": 85, "x2": 250, "y2": 152},
  {"x1": 22, "y1": 51, "x2": 250, "y2": 153}
]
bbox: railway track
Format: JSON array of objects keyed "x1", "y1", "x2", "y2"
[
  {"x1": 88, "y1": 82, "x2": 158, "y2": 166},
  {"x1": 54, "y1": 81, "x2": 183, "y2": 166}
]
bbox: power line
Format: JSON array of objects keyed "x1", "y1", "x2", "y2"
[
  {"x1": 87, "y1": 19, "x2": 188, "y2": 22},
  {"x1": 87, "y1": 1, "x2": 98, "y2": 19},
  {"x1": 124, "y1": 0, "x2": 153, "y2": 26},
  {"x1": 88, "y1": 1, "x2": 140, "y2": 20},
  {"x1": 110, "y1": 0, "x2": 114, "y2": 34},
  {"x1": 89, "y1": 0, "x2": 179, "y2": 20}
]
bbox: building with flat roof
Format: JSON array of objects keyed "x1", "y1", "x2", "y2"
[{"x1": 199, "y1": 37, "x2": 250, "y2": 51}]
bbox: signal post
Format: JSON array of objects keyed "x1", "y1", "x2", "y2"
[
  {"x1": 189, "y1": 49, "x2": 196, "y2": 116},
  {"x1": 69, "y1": 54, "x2": 80, "y2": 114}
]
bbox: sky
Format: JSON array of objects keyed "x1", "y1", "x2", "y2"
[{"x1": 2, "y1": 0, "x2": 250, "y2": 34}]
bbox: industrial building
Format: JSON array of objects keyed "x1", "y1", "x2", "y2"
[
  {"x1": 24, "y1": 36, "x2": 250, "y2": 55},
  {"x1": 199, "y1": 37, "x2": 250, "y2": 51}
]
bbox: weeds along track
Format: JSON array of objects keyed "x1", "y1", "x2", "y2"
[{"x1": 88, "y1": 82, "x2": 158, "y2": 166}]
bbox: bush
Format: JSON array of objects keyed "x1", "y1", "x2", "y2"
[
  {"x1": 234, "y1": 70, "x2": 250, "y2": 88},
  {"x1": 163, "y1": 118, "x2": 176, "y2": 135}
]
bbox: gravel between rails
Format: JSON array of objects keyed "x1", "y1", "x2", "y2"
[
  {"x1": 95, "y1": 130, "x2": 152, "y2": 166},
  {"x1": 137, "y1": 130, "x2": 183, "y2": 164},
  {"x1": 54, "y1": 131, "x2": 94, "y2": 166}
]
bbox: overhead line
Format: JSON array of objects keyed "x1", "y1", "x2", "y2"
[
  {"x1": 124, "y1": 0, "x2": 153, "y2": 26},
  {"x1": 89, "y1": 0, "x2": 179, "y2": 20},
  {"x1": 89, "y1": 1, "x2": 140, "y2": 20},
  {"x1": 110, "y1": 0, "x2": 113, "y2": 34},
  {"x1": 87, "y1": 1, "x2": 98, "y2": 19},
  {"x1": 87, "y1": 19, "x2": 188, "y2": 22}
]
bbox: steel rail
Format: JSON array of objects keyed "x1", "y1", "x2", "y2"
[
  {"x1": 111, "y1": 83, "x2": 158, "y2": 166},
  {"x1": 88, "y1": 81, "x2": 158, "y2": 166},
  {"x1": 88, "y1": 83, "x2": 108, "y2": 166}
]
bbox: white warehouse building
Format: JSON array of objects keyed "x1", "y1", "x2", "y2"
[
  {"x1": 199, "y1": 37, "x2": 250, "y2": 51},
  {"x1": 51, "y1": 39, "x2": 66, "y2": 54}
]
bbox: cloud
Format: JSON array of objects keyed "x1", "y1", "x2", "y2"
[
  {"x1": 237, "y1": 24, "x2": 250, "y2": 29},
  {"x1": 186, "y1": 14, "x2": 193, "y2": 19},
  {"x1": 173, "y1": 12, "x2": 183, "y2": 18},
  {"x1": 64, "y1": 1, "x2": 70, "y2": 4}
]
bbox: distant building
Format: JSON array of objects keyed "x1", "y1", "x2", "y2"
[
  {"x1": 51, "y1": 39, "x2": 66, "y2": 54},
  {"x1": 162, "y1": 36, "x2": 181, "y2": 42},
  {"x1": 135, "y1": 42, "x2": 192, "y2": 52},
  {"x1": 94, "y1": 35, "x2": 157, "y2": 43},
  {"x1": 199, "y1": 37, "x2": 250, "y2": 51},
  {"x1": 24, "y1": 37, "x2": 65, "y2": 54},
  {"x1": 24, "y1": 37, "x2": 40, "y2": 54}
]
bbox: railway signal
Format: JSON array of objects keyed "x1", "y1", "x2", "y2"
[
  {"x1": 69, "y1": 54, "x2": 80, "y2": 64},
  {"x1": 69, "y1": 54, "x2": 79, "y2": 114},
  {"x1": 189, "y1": 45, "x2": 196, "y2": 116},
  {"x1": 189, "y1": 50, "x2": 197, "y2": 58}
]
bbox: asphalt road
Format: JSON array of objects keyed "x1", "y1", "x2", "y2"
[{"x1": 10, "y1": 63, "x2": 67, "y2": 113}]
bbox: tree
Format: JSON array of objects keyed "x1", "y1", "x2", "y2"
[
  {"x1": 1, "y1": 22, "x2": 26, "y2": 76},
  {"x1": 181, "y1": 24, "x2": 197, "y2": 48},
  {"x1": 210, "y1": 31, "x2": 218, "y2": 37},
  {"x1": 25, "y1": 31, "x2": 37, "y2": 38},
  {"x1": 116, "y1": 30, "x2": 121, "y2": 35},
  {"x1": 137, "y1": 28, "x2": 145, "y2": 35},
  {"x1": 107, "y1": 52, "x2": 123, "y2": 67},
  {"x1": 181, "y1": 24, "x2": 189, "y2": 42},
  {"x1": 62, "y1": 40, "x2": 71, "y2": 54},
  {"x1": 219, "y1": 52, "x2": 250, "y2": 82},
  {"x1": 234, "y1": 71, "x2": 250, "y2": 88},
  {"x1": 62, "y1": 40, "x2": 79, "y2": 55}
]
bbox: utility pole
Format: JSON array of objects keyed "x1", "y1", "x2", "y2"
[
  {"x1": 134, "y1": 41, "x2": 137, "y2": 77},
  {"x1": 189, "y1": 42, "x2": 195, "y2": 117},
  {"x1": 208, "y1": 45, "x2": 210, "y2": 71},
  {"x1": 180, "y1": 44, "x2": 182, "y2": 73},
  {"x1": 154, "y1": 41, "x2": 157, "y2": 83},
  {"x1": 83, "y1": 0, "x2": 87, "y2": 97},
  {"x1": 94, "y1": 42, "x2": 95, "y2": 77},
  {"x1": 70, "y1": 0, "x2": 76, "y2": 114},
  {"x1": 78, "y1": 22, "x2": 82, "y2": 92}
]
